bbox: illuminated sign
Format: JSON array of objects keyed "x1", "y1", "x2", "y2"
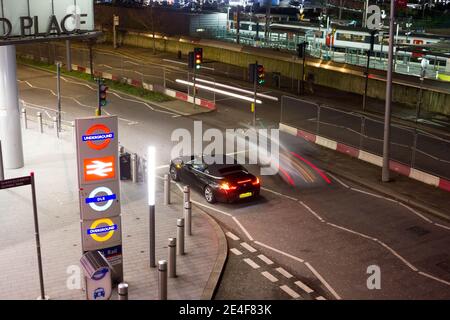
[
  {"x1": 0, "y1": 0, "x2": 95, "y2": 40},
  {"x1": 84, "y1": 156, "x2": 115, "y2": 181},
  {"x1": 86, "y1": 186, "x2": 117, "y2": 212},
  {"x1": 83, "y1": 124, "x2": 114, "y2": 150},
  {"x1": 88, "y1": 218, "x2": 118, "y2": 242}
]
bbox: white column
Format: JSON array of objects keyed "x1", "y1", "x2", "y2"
[{"x1": 0, "y1": 45, "x2": 24, "y2": 169}]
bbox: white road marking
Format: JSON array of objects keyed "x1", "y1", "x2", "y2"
[
  {"x1": 261, "y1": 271, "x2": 278, "y2": 283},
  {"x1": 261, "y1": 187, "x2": 299, "y2": 201},
  {"x1": 232, "y1": 217, "x2": 254, "y2": 241},
  {"x1": 351, "y1": 187, "x2": 385, "y2": 199},
  {"x1": 253, "y1": 241, "x2": 305, "y2": 263},
  {"x1": 298, "y1": 201, "x2": 325, "y2": 223},
  {"x1": 240, "y1": 242, "x2": 257, "y2": 253},
  {"x1": 315, "y1": 296, "x2": 326, "y2": 300},
  {"x1": 375, "y1": 240, "x2": 418, "y2": 272},
  {"x1": 230, "y1": 248, "x2": 243, "y2": 256},
  {"x1": 397, "y1": 202, "x2": 433, "y2": 223},
  {"x1": 243, "y1": 258, "x2": 260, "y2": 269},
  {"x1": 294, "y1": 280, "x2": 314, "y2": 294},
  {"x1": 257, "y1": 254, "x2": 274, "y2": 265},
  {"x1": 435, "y1": 223, "x2": 450, "y2": 231},
  {"x1": 226, "y1": 232, "x2": 240, "y2": 241},
  {"x1": 191, "y1": 200, "x2": 233, "y2": 217},
  {"x1": 326, "y1": 222, "x2": 378, "y2": 241},
  {"x1": 276, "y1": 267, "x2": 293, "y2": 279},
  {"x1": 305, "y1": 262, "x2": 342, "y2": 300},
  {"x1": 418, "y1": 271, "x2": 450, "y2": 286},
  {"x1": 280, "y1": 285, "x2": 300, "y2": 299},
  {"x1": 327, "y1": 172, "x2": 350, "y2": 188},
  {"x1": 124, "y1": 60, "x2": 139, "y2": 66}
]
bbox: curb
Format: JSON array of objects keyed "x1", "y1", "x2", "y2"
[
  {"x1": 70, "y1": 63, "x2": 217, "y2": 112},
  {"x1": 196, "y1": 205, "x2": 228, "y2": 300},
  {"x1": 279, "y1": 123, "x2": 450, "y2": 223},
  {"x1": 280, "y1": 123, "x2": 450, "y2": 193}
]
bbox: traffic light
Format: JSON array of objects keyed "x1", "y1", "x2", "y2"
[
  {"x1": 256, "y1": 64, "x2": 265, "y2": 85},
  {"x1": 249, "y1": 63, "x2": 265, "y2": 86},
  {"x1": 97, "y1": 80, "x2": 108, "y2": 116},
  {"x1": 194, "y1": 47, "x2": 203, "y2": 70}
]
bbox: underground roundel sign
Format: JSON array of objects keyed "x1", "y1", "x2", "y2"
[
  {"x1": 81, "y1": 216, "x2": 122, "y2": 251},
  {"x1": 82, "y1": 124, "x2": 115, "y2": 151}
]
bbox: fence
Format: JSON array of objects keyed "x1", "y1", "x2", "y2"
[
  {"x1": 15, "y1": 42, "x2": 217, "y2": 106},
  {"x1": 281, "y1": 95, "x2": 450, "y2": 180}
]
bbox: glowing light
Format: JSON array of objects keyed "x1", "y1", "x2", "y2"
[
  {"x1": 176, "y1": 79, "x2": 263, "y2": 104},
  {"x1": 148, "y1": 146, "x2": 156, "y2": 206}
]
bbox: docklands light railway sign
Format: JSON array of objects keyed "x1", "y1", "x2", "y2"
[{"x1": 0, "y1": 0, "x2": 97, "y2": 44}]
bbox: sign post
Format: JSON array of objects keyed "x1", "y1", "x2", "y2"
[
  {"x1": 0, "y1": 173, "x2": 47, "y2": 299},
  {"x1": 75, "y1": 116, "x2": 123, "y2": 298}
]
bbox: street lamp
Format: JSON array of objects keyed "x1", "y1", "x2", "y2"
[{"x1": 148, "y1": 146, "x2": 156, "y2": 268}]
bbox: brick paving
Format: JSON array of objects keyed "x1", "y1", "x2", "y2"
[{"x1": 0, "y1": 123, "x2": 221, "y2": 300}]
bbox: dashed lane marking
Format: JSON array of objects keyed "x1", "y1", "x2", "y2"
[
  {"x1": 295, "y1": 280, "x2": 314, "y2": 294},
  {"x1": 261, "y1": 271, "x2": 278, "y2": 283},
  {"x1": 240, "y1": 242, "x2": 257, "y2": 253},
  {"x1": 257, "y1": 254, "x2": 274, "y2": 265},
  {"x1": 254, "y1": 241, "x2": 305, "y2": 264},
  {"x1": 316, "y1": 296, "x2": 326, "y2": 300},
  {"x1": 226, "y1": 232, "x2": 240, "y2": 241},
  {"x1": 243, "y1": 258, "x2": 260, "y2": 269},
  {"x1": 230, "y1": 248, "x2": 243, "y2": 256},
  {"x1": 276, "y1": 267, "x2": 293, "y2": 279},
  {"x1": 280, "y1": 285, "x2": 300, "y2": 299}
]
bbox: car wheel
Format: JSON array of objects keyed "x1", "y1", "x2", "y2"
[
  {"x1": 170, "y1": 165, "x2": 180, "y2": 182},
  {"x1": 204, "y1": 185, "x2": 217, "y2": 204}
]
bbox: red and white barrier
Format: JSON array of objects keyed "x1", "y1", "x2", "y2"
[
  {"x1": 68, "y1": 62, "x2": 216, "y2": 111},
  {"x1": 279, "y1": 123, "x2": 450, "y2": 193}
]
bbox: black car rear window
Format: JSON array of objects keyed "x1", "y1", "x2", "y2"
[{"x1": 218, "y1": 165, "x2": 245, "y2": 175}]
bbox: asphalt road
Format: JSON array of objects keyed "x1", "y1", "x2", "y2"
[
  {"x1": 17, "y1": 42, "x2": 450, "y2": 180},
  {"x1": 16, "y1": 64, "x2": 450, "y2": 299}
]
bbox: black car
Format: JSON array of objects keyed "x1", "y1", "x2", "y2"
[{"x1": 169, "y1": 155, "x2": 261, "y2": 204}]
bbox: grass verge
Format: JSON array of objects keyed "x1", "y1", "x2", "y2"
[{"x1": 17, "y1": 56, "x2": 173, "y2": 103}]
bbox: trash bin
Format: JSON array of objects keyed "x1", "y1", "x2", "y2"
[{"x1": 120, "y1": 153, "x2": 131, "y2": 180}]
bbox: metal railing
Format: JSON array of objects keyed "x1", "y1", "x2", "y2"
[{"x1": 281, "y1": 95, "x2": 450, "y2": 180}]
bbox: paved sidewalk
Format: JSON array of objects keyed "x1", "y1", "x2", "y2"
[{"x1": 0, "y1": 122, "x2": 226, "y2": 300}]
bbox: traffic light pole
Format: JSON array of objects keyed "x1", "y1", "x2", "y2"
[
  {"x1": 301, "y1": 44, "x2": 306, "y2": 95},
  {"x1": 97, "y1": 79, "x2": 102, "y2": 116},
  {"x1": 193, "y1": 67, "x2": 197, "y2": 109},
  {"x1": 253, "y1": 61, "x2": 258, "y2": 129}
]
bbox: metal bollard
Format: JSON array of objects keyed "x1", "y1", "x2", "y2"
[
  {"x1": 184, "y1": 201, "x2": 192, "y2": 236},
  {"x1": 168, "y1": 238, "x2": 177, "y2": 278},
  {"x1": 131, "y1": 153, "x2": 138, "y2": 183},
  {"x1": 164, "y1": 174, "x2": 171, "y2": 205},
  {"x1": 158, "y1": 260, "x2": 168, "y2": 300},
  {"x1": 118, "y1": 282, "x2": 129, "y2": 300},
  {"x1": 53, "y1": 117, "x2": 59, "y2": 138},
  {"x1": 183, "y1": 186, "x2": 190, "y2": 203},
  {"x1": 177, "y1": 219, "x2": 185, "y2": 255},
  {"x1": 37, "y1": 112, "x2": 43, "y2": 133},
  {"x1": 0, "y1": 140, "x2": 4, "y2": 181},
  {"x1": 22, "y1": 108, "x2": 28, "y2": 129}
]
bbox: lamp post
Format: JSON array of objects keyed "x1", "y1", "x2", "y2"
[
  {"x1": 148, "y1": 146, "x2": 156, "y2": 268},
  {"x1": 382, "y1": 0, "x2": 395, "y2": 183}
]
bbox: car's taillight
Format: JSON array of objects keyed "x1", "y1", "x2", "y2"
[
  {"x1": 221, "y1": 182, "x2": 237, "y2": 191},
  {"x1": 252, "y1": 177, "x2": 260, "y2": 186}
]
